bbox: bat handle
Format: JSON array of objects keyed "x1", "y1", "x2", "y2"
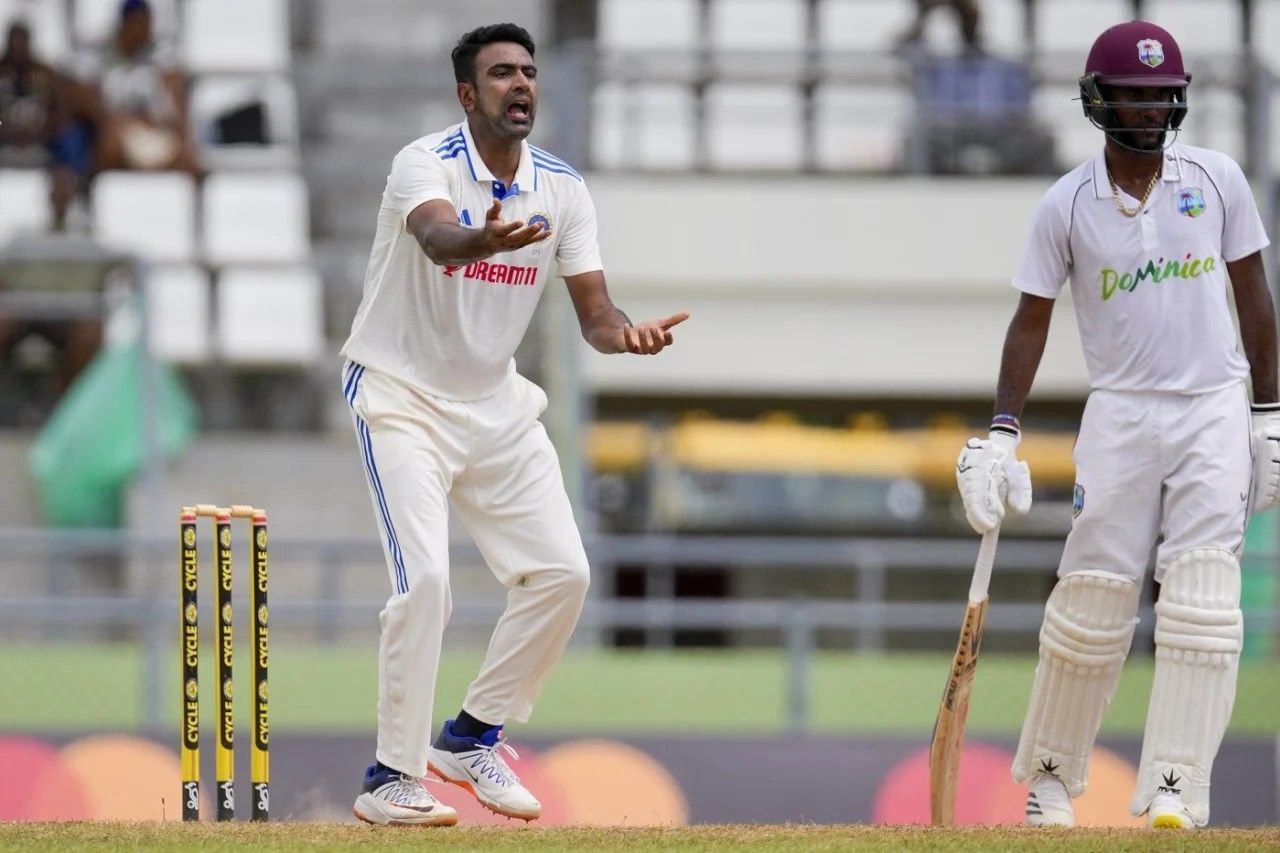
[{"x1": 968, "y1": 526, "x2": 1000, "y2": 603}]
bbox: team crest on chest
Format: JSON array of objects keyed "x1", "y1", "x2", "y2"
[
  {"x1": 526, "y1": 212, "x2": 552, "y2": 233},
  {"x1": 1137, "y1": 39, "x2": 1164, "y2": 68},
  {"x1": 1072, "y1": 483, "x2": 1085, "y2": 519},
  {"x1": 1175, "y1": 188, "x2": 1206, "y2": 218}
]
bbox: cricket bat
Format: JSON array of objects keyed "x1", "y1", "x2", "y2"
[{"x1": 929, "y1": 526, "x2": 1000, "y2": 826}]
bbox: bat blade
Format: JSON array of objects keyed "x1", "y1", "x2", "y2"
[{"x1": 928, "y1": 596, "x2": 989, "y2": 826}]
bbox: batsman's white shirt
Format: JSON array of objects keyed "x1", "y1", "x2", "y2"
[
  {"x1": 341, "y1": 120, "x2": 603, "y2": 401},
  {"x1": 1013, "y1": 144, "x2": 1269, "y2": 580},
  {"x1": 1014, "y1": 143, "x2": 1268, "y2": 393}
]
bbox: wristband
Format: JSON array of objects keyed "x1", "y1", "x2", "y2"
[
  {"x1": 1251, "y1": 402, "x2": 1280, "y2": 413},
  {"x1": 990, "y1": 412, "x2": 1021, "y2": 438}
]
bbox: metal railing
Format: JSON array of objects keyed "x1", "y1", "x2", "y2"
[{"x1": 0, "y1": 527, "x2": 1276, "y2": 729}]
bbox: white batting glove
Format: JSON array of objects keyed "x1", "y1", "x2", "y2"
[
  {"x1": 956, "y1": 428, "x2": 1032, "y2": 534},
  {"x1": 1250, "y1": 402, "x2": 1280, "y2": 514}
]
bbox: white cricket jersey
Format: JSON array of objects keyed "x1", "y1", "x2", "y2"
[
  {"x1": 340, "y1": 120, "x2": 603, "y2": 400},
  {"x1": 1013, "y1": 143, "x2": 1270, "y2": 393}
]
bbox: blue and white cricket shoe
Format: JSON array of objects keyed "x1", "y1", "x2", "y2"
[
  {"x1": 427, "y1": 720, "x2": 542, "y2": 821},
  {"x1": 353, "y1": 763, "x2": 458, "y2": 826}
]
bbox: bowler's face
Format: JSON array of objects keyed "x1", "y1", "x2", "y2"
[{"x1": 464, "y1": 42, "x2": 538, "y2": 141}]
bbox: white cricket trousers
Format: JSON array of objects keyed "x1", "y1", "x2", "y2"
[
  {"x1": 342, "y1": 361, "x2": 591, "y2": 777},
  {"x1": 1059, "y1": 382, "x2": 1252, "y2": 583}
]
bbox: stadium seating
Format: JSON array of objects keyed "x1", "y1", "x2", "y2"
[
  {"x1": 182, "y1": 0, "x2": 290, "y2": 74},
  {"x1": 816, "y1": 0, "x2": 913, "y2": 52},
  {"x1": 706, "y1": 83, "x2": 804, "y2": 169},
  {"x1": 90, "y1": 171, "x2": 196, "y2": 263},
  {"x1": 1146, "y1": 0, "x2": 1241, "y2": 56},
  {"x1": 0, "y1": 169, "x2": 52, "y2": 244},
  {"x1": 592, "y1": 83, "x2": 697, "y2": 170},
  {"x1": 188, "y1": 75, "x2": 301, "y2": 171},
  {"x1": 710, "y1": 0, "x2": 806, "y2": 50},
  {"x1": 146, "y1": 263, "x2": 211, "y2": 364},
  {"x1": 1034, "y1": 0, "x2": 1129, "y2": 53},
  {"x1": 813, "y1": 84, "x2": 910, "y2": 171},
  {"x1": 214, "y1": 266, "x2": 324, "y2": 366},
  {"x1": 202, "y1": 172, "x2": 310, "y2": 265},
  {"x1": 598, "y1": 0, "x2": 701, "y2": 49}
]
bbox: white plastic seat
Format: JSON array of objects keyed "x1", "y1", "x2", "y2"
[
  {"x1": 706, "y1": 84, "x2": 804, "y2": 169},
  {"x1": 0, "y1": 169, "x2": 52, "y2": 243},
  {"x1": 188, "y1": 75, "x2": 300, "y2": 170},
  {"x1": 72, "y1": 0, "x2": 177, "y2": 47},
  {"x1": 1034, "y1": 85, "x2": 1096, "y2": 170},
  {"x1": 709, "y1": 0, "x2": 806, "y2": 50},
  {"x1": 146, "y1": 263, "x2": 211, "y2": 364},
  {"x1": 202, "y1": 172, "x2": 309, "y2": 265},
  {"x1": 817, "y1": 0, "x2": 912, "y2": 52},
  {"x1": 91, "y1": 171, "x2": 196, "y2": 262},
  {"x1": 0, "y1": 0, "x2": 70, "y2": 62},
  {"x1": 599, "y1": 0, "x2": 700, "y2": 49},
  {"x1": 1178, "y1": 86, "x2": 1245, "y2": 164},
  {"x1": 592, "y1": 82, "x2": 696, "y2": 170},
  {"x1": 215, "y1": 266, "x2": 324, "y2": 366},
  {"x1": 1145, "y1": 1, "x2": 1240, "y2": 57},
  {"x1": 183, "y1": 0, "x2": 289, "y2": 74},
  {"x1": 813, "y1": 84, "x2": 911, "y2": 171},
  {"x1": 1035, "y1": 0, "x2": 1128, "y2": 53}
]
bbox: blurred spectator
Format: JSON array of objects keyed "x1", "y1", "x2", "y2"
[
  {"x1": 909, "y1": 53, "x2": 1057, "y2": 175},
  {"x1": 0, "y1": 22, "x2": 94, "y2": 227},
  {"x1": 80, "y1": 0, "x2": 198, "y2": 173},
  {"x1": 897, "y1": 0, "x2": 982, "y2": 55}
]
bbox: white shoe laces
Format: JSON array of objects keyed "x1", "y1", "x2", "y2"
[
  {"x1": 385, "y1": 774, "x2": 437, "y2": 806},
  {"x1": 473, "y1": 738, "x2": 521, "y2": 787}
]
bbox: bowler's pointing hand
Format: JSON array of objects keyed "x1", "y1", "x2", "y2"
[{"x1": 621, "y1": 313, "x2": 689, "y2": 355}]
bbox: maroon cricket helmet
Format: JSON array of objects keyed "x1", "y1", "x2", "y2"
[
  {"x1": 1078, "y1": 21, "x2": 1191, "y2": 147},
  {"x1": 1084, "y1": 20, "x2": 1191, "y2": 87}
]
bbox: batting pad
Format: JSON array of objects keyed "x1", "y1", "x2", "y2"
[
  {"x1": 1012, "y1": 570, "x2": 1140, "y2": 796},
  {"x1": 1131, "y1": 548, "x2": 1242, "y2": 826}
]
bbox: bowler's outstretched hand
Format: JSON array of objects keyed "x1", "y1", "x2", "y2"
[
  {"x1": 481, "y1": 199, "x2": 552, "y2": 253},
  {"x1": 620, "y1": 313, "x2": 690, "y2": 355}
]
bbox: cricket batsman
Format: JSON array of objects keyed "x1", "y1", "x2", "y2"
[
  {"x1": 955, "y1": 21, "x2": 1279, "y2": 828},
  {"x1": 339, "y1": 22, "x2": 689, "y2": 826}
]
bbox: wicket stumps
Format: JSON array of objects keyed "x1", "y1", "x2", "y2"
[{"x1": 180, "y1": 504, "x2": 270, "y2": 822}]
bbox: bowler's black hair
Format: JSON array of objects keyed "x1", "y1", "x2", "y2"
[{"x1": 451, "y1": 23, "x2": 536, "y2": 84}]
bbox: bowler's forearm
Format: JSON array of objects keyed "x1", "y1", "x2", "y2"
[
  {"x1": 582, "y1": 306, "x2": 632, "y2": 354},
  {"x1": 418, "y1": 223, "x2": 493, "y2": 265}
]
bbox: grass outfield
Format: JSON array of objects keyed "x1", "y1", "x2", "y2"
[
  {"x1": 3, "y1": 823, "x2": 1280, "y2": 852},
  {"x1": 1, "y1": 644, "x2": 1277, "y2": 735}
]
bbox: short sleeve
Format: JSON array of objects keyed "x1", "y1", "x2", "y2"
[
  {"x1": 1219, "y1": 156, "x2": 1270, "y2": 263},
  {"x1": 1012, "y1": 189, "x2": 1072, "y2": 299},
  {"x1": 387, "y1": 146, "x2": 453, "y2": 221},
  {"x1": 556, "y1": 181, "x2": 604, "y2": 277}
]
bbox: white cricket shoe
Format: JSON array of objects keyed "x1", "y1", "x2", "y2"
[
  {"x1": 353, "y1": 763, "x2": 458, "y2": 827},
  {"x1": 427, "y1": 720, "x2": 542, "y2": 821},
  {"x1": 1025, "y1": 773, "x2": 1074, "y2": 827},
  {"x1": 1146, "y1": 792, "x2": 1195, "y2": 829}
]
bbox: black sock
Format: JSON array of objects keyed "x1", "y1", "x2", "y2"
[{"x1": 453, "y1": 709, "x2": 498, "y2": 739}]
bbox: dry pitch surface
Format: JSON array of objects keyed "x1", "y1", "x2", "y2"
[{"x1": 3, "y1": 823, "x2": 1279, "y2": 852}]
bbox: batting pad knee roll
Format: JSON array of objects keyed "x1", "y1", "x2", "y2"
[
  {"x1": 1132, "y1": 548, "x2": 1242, "y2": 826},
  {"x1": 1012, "y1": 570, "x2": 1140, "y2": 796}
]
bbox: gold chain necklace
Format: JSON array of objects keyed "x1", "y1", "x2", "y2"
[{"x1": 1107, "y1": 164, "x2": 1162, "y2": 218}]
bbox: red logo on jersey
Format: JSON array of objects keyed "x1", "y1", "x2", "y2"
[{"x1": 441, "y1": 261, "x2": 538, "y2": 286}]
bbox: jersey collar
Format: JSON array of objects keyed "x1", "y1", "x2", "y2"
[
  {"x1": 1090, "y1": 145, "x2": 1184, "y2": 200},
  {"x1": 460, "y1": 120, "x2": 537, "y2": 199}
]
